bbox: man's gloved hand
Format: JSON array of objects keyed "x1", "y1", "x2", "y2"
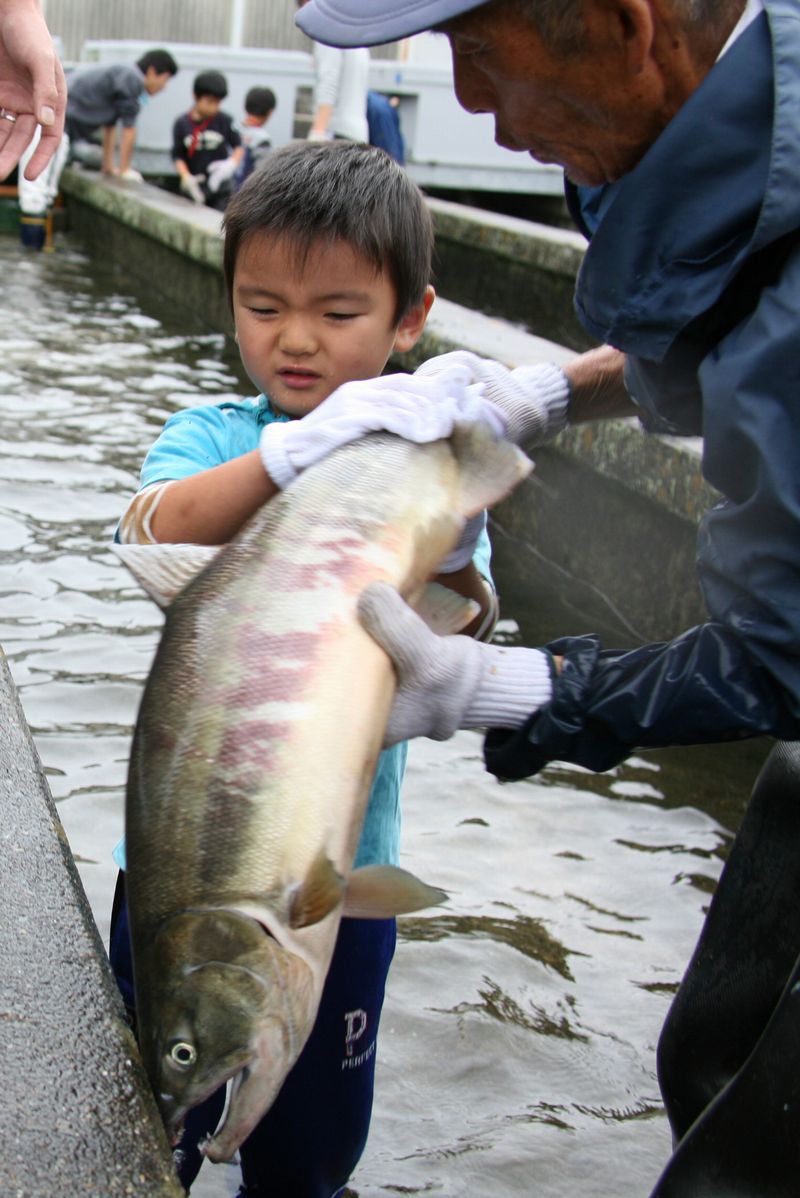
[
  {"x1": 259, "y1": 366, "x2": 506, "y2": 490},
  {"x1": 415, "y1": 350, "x2": 570, "y2": 447},
  {"x1": 119, "y1": 167, "x2": 144, "y2": 183},
  {"x1": 358, "y1": 581, "x2": 554, "y2": 746},
  {"x1": 206, "y1": 156, "x2": 238, "y2": 194},
  {"x1": 179, "y1": 172, "x2": 206, "y2": 204}
]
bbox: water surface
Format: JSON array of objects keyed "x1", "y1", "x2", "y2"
[{"x1": 0, "y1": 235, "x2": 767, "y2": 1198}]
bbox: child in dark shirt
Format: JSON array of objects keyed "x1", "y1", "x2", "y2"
[{"x1": 172, "y1": 69, "x2": 243, "y2": 210}]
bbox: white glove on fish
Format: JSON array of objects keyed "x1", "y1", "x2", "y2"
[
  {"x1": 259, "y1": 367, "x2": 507, "y2": 490},
  {"x1": 180, "y1": 172, "x2": 206, "y2": 204},
  {"x1": 207, "y1": 156, "x2": 238, "y2": 193},
  {"x1": 358, "y1": 581, "x2": 554, "y2": 745},
  {"x1": 415, "y1": 350, "x2": 571, "y2": 447}
]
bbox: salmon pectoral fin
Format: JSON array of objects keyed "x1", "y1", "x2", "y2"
[
  {"x1": 113, "y1": 542, "x2": 223, "y2": 608},
  {"x1": 288, "y1": 851, "x2": 347, "y2": 929},
  {"x1": 414, "y1": 581, "x2": 480, "y2": 635},
  {"x1": 342, "y1": 865, "x2": 448, "y2": 919}
]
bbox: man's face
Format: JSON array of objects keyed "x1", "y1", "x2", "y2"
[{"x1": 439, "y1": 1, "x2": 667, "y2": 186}]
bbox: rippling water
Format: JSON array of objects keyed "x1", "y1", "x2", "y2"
[{"x1": 0, "y1": 235, "x2": 766, "y2": 1197}]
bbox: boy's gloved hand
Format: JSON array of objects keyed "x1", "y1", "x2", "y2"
[
  {"x1": 415, "y1": 351, "x2": 570, "y2": 447},
  {"x1": 259, "y1": 367, "x2": 506, "y2": 490},
  {"x1": 207, "y1": 157, "x2": 238, "y2": 193},
  {"x1": 119, "y1": 167, "x2": 143, "y2": 183},
  {"x1": 180, "y1": 172, "x2": 206, "y2": 204},
  {"x1": 357, "y1": 582, "x2": 554, "y2": 745}
]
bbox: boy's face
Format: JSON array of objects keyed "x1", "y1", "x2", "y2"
[
  {"x1": 144, "y1": 68, "x2": 173, "y2": 96},
  {"x1": 232, "y1": 233, "x2": 433, "y2": 418},
  {"x1": 193, "y1": 94, "x2": 222, "y2": 119}
]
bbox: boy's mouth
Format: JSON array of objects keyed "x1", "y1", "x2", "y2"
[{"x1": 278, "y1": 367, "x2": 321, "y2": 390}]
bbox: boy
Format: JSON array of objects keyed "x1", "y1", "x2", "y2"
[
  {"x1": 235, "y1": 85, "x2": 276, "y2": 188},
  {"x1": 173, "y1": 69, "x2": 243, "y2": 210},
  {"x1": 112, "y1": 140, "x2": 497, "y2": 1196},
  {"x1": 18, "y1": 48, "x2": 178, "y2": 248}
]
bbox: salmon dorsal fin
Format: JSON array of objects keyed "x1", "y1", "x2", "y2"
[
  {"x1": 450, "y1": 421, "x2": 533, "y2": 516},
  {"x1": 343, "y1": 865, "x2": 447, "y2": 919},
  {"x1": 112, "y1": 542, "x2": 222, "y2": 609},
  {"x1": 288, "y1": 852, "x2": 346, "y2": 929},
  {"x1": 414, "y1": 581, "x2": 480, "y2": 635}
]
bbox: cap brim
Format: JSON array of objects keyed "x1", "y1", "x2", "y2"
[{"x1": 295, "y1": 0, "x2": 486, "y2": 47}]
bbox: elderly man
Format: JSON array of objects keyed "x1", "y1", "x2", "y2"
[{"x1": 290, "y1": 0, "x2": 800, "y2": 1194}]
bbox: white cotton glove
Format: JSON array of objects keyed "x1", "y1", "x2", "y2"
[
  {"x1": 180, "y1": 172, "x2": 206, "y2": 204},
  {"x1": 206, "y1": 156, "x2": 238, "y2": 194},
  {"x1": 259, "y1": 367, "x2": 507, "y2": 490},
  {"x1": 119, "y1": 167, "x2": 143, "y2": 183},
  {"x1": 358, "y1": 582, "x2": 554, "y2": 745},
  {"x1": 415, "y1": 350, "x2": 571, "y2": 448}
]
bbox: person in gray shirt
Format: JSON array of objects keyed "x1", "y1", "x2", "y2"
[{"x1": 18, "y1": 47, "x2": 178, "y2": 248}]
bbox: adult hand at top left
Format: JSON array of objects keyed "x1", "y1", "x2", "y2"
[
  {"x1": 0, "y1": 0, "x2": 67, "y2": 181},
  {"x1": 259, "y1": 365, "x2": 507, "y2": 490}
]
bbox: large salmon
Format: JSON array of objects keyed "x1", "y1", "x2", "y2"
[{"x1": 115, "y1": 424, "x2": 530, "y2": 1161}]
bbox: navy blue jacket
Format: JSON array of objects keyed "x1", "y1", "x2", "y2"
[{"x1": 485, "y1": 0, "x2": 800, "y2": 779}]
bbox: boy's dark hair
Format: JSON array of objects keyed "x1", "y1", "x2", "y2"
[
  {"x1": 193, "y1": 70, "x2": 228, "y2": 100},
  {"x1": 137, "y1": 49, "x2": 178, "y2": 77},
  {"x1": 223, "y1": 140, "x2": 433, "y2": 323},
  {"x1": 245, "y1": 87, "x2": 277, "y2": 118}
]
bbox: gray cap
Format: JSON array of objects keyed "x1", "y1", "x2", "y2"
[{"x1": 295, "y1": 0, "x2": 488, "y2": 47}]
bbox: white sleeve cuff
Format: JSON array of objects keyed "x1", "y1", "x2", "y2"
[
  {"x1": 511, "y1": 363, "x2": 571, "y2": 444},
  {"x1": 259, "y1": 423, "x2": 296, "y2": 490},
  {"x1": 464, "y1": 645, "x2": 553, "y2": 729}
]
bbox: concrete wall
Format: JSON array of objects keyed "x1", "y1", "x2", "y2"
[
  {"x1": 61, "y1": 168, "x2": 712, "y2": 645},
  {"x1": 0, "y1": 649, "x2": 183, "y2": 1196}
]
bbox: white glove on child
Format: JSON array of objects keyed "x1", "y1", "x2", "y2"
[
  {"x1": 358, "y1": 582, "x2": 554, "y2": 745},
  {"x1": 206, "y1": 156, "x2": 238, "y2": 194},
  {"x1": 415, "y1": 351, "x2": 571, "y2": 447},
  {"x1": 259, "y1": 366, "x2": 507, "y2": 490},
  {"x1": 119, "y1": 167, "x2": 144, "y2": 183},
  {"x1": 180, "y1": 172, "x2": 206, "y2": 204}
]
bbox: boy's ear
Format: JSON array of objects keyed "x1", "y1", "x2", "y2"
[{"x1": 393, "y1": 285, "x2": 435, "y2": 354}]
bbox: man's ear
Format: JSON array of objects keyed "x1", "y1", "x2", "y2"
[
  {"x1": 608, "y1": 0, "x2": 655, "y2": 74},
  {"x1": 393, "y1": 285, "x2": 435, "y2": 354}
]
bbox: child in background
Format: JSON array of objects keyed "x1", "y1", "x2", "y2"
[
  {"x1": 18, "y1": 48, "x2": 178, "y2": 248},
  {"x1": 112, "y1": 140, "x2": 498, "y2": 1197},
  {"x1": 172, "y1": 69, "x2": 243, "y2": 210},
  {"x1": 235, "y1": 85, "x2": 276, "y2": 188}
]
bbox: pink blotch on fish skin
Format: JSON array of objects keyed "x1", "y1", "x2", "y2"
[
  {"x1": 227, "y1": 626, "x2": 324, "y2": 708},
  {"x1": 217, "y1": 720, "x2": 290, "y2": 777}
]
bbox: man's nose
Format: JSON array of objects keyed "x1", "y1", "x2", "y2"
[{"x1": 451, "y1": 49, "x2": 493, "y2": 117}]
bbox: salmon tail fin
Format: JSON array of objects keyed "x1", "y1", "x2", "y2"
[
  {"x1": 413, "y1": 581, "x2": 480, "y2": 634},
  {"x1": 343, "y1": 865, "x2": 448, "y2": 919},
  {"x1": 450, "y1": 421, "x2": 533, "y2": 516},
  {"x1": 112, "y1": 542, "x2": 223, "y2": 609}
]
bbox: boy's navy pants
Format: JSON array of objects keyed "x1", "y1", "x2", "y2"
[{"x1": 109, "y1": 875, "x2": 396, "y2": 1197}]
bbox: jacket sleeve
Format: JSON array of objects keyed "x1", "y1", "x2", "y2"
[
  {"x1": 485, "y1": 243, "x2": 800, "y2": 779},
  {"x1": 110, "y1": 65, "x2": 143, "y2": 127}
]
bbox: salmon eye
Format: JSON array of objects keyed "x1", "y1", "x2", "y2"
[{"x1": 168, "y1": 1040, "x2": 197, "y2": 1069}]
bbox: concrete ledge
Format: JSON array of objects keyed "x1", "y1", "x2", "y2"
[
  {"x1": 0, "y1": 650, "x2": 182, "y2": 1196},
  {"x1": 60, "y1": 168, "x2": 712, "y2": 641}
]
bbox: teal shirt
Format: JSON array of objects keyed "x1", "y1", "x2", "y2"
[{"x1": 127, "y1": 395, "x2": 493, "y2": 869}]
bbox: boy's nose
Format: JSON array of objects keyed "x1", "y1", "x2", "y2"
[{"x1": 278, "y1": 316, "x2": 316, "y2": 356}]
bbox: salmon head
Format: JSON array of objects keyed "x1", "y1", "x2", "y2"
[{"x1": 137, "y1": 908, "x2": 316, "y2": 1162}]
